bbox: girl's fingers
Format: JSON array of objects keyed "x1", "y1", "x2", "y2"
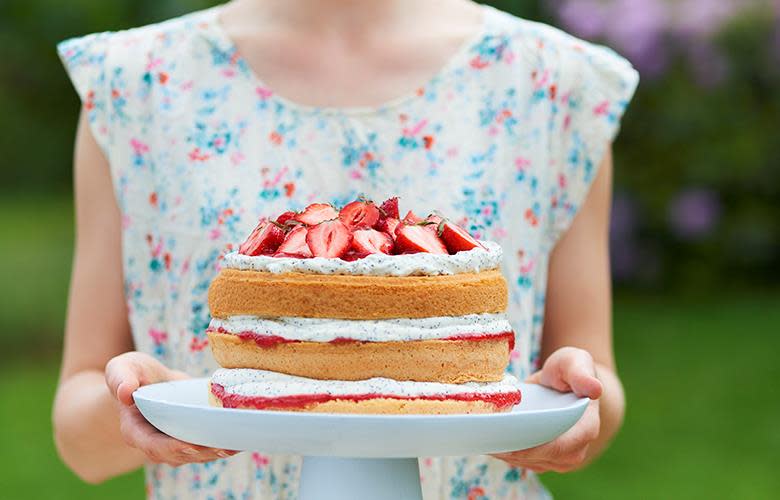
[
  {"x1": 492, "y1": 399, "x2": 600, "y2": 470},
  {"x1": 106, "y1": 352, "x2": 190, "y2": 406},
  {"x1": 119, "y1": 405, "x2": 235, "y2": 465},
  {"x1": 528, "y1": 347, "x2": 602, "y2": 399}
]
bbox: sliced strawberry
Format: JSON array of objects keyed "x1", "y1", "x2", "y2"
[
  {"x1": 306, "y1": 219, "x2": 353, "y2": 258},
  {"x1": 294, "y1": 203, "x2": 338, "y2": 226},
  {"x1": 238, "y1": 220, "x2": 285, "y2": 256},
  {"x1": 379, "y1": 197, "x2": 400, "y2": 219},
  {"x1": 439, "y1": 221, "x2": 485, "y2": 253},
  {"x1": 402, "y1": 210, "x2": 423, "y2": 225},
  {"x1": 351, "y1": 229, "x2": 394, "y2": 255},
  {"x1": 339, "y1": 200, "x2": 380, "y2": 229},
  {"x1": 425, "y1": 213, "x2": 443, "y2": 225},
  {"x1": 276, "y1": 211, "x2": 298, "y2": 226},
  {"x1": 395, "y1": 224, "x2": 448, "y2": 254},
  {"x1": 274, "y1": 225, "x2": 313, "y2": 258},
  {"x1": 376, "y1": 217, "x2": 401, "y2": 238}
]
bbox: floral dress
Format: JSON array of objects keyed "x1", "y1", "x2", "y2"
[{"x1": 58, "y1": 4, "x2": 638, "y2": 499}]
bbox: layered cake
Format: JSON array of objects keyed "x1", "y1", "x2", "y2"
[{"x1": 207, "y1": 197, "x2": 521, "y2": 414}]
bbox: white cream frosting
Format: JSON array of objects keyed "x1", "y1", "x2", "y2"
[
  {"x1": 221, "y1": 241, "x2": 502, "y2": 276},
  {"x1": 209, "y1": 313, "x2": 513, "y2": 343},
  {"x1": 211, "y1": 369, "x2": 520, "y2": 398}
]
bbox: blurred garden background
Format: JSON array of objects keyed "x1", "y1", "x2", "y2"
[{"x1": 1, "y1": 0, "x2": 778, "y2": 498}]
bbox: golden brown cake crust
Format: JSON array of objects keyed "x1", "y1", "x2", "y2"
[
  {"x1": 207, "y1": 331, "x2": 510, "y2": 383},
  {"x1": 208, "y1": 269, "x2": 508, "y2": 319},
  {"x1": 208, "y1": 387, "x2": 508, "y2": 414}
]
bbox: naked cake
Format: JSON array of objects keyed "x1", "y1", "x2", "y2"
[{"x1": 207, "y1": 197, "x2": 520, "y2": 414}]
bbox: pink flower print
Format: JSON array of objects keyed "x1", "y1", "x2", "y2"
[
  {"x1": 402, "y1": 119, "x2": 428, "y2": 137},
  {"x1": 189, "y1": 336, "x2": 208, "y2": 352},
  {"x1": 188, "y1": 147, "x2": 211, "y2": 162},
  {"x1": 230, "y1": 151, "x2": 245, "y2": 166},
  {"x1": 121, "y1": 214, "x2": 132, "y2": 229},
  {"x1": 492, "y1": 227, "x2": 508, "y2": 239},
  {"x1": 594, "y1": 100, "x2": 610, "y2": 116},
  {"x1": 148, "y1": 328, "x2": 168, "y2": 345},
  {"x1": 509, "y1": 348, "x2": 520, "y2": 362},
  {"x1": 221, "y1": 68, "x2": 237, "y2": 78},
  {"x1": 209, "y1": 228, "x2": 222, "y2": 240},
  {"x1": 130, "y1": 138, "x2": 150, "y2": 155},
  {"x1": 269, "y1": 131, "x2": 283, "y2": 146},
  {"x1": 470, "y1": 56, "x2": 490, "y2": 69},
  {"x1": 515, "y1": 157, "x2": 531, "y2": 170},
  {"x1": 446, "y1": 147, "x2": 459, "y2": 158},
  {"x1": 559, "y1": 173, "x2": 567, "y2": 188},
  {"x1": 251, "y1": 452, "x2": 270, "y2": 468},
  {"x1": 256, "y1": 86, "x2": 273, "y2": 100}
]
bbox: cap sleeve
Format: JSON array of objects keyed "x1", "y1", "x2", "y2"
[
  {"x1": 547, "y1": 37, "x2": 639, "y2": 245},
  {"x1": 57, "y1": 32, "x2": 115, "y2": 156}
]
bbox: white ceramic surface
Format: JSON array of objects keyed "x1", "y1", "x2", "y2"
[{"x1": 133, "y1": 378, "x2": 588, "y2": 458}]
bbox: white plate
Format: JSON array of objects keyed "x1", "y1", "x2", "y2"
[{"x1": 134, "y1": 378, "x2": 588, "y2": 458}]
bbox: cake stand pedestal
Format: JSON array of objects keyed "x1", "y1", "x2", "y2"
[
  {"x1": 134, "y1": 379, "x2": 588, "y2": 500},
  {"x1": 299, "y1": 457, "x2": 421, "y2": 500}
]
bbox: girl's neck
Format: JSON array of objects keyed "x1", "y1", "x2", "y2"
[{"x1": 241, "y1": 0, "x2": 418, "y2": 34}]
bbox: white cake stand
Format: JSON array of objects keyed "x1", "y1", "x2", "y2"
[{"x1": 134, "y1": 379, "x2": 588, "y2": 500}]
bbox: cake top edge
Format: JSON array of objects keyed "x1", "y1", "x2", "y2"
[
  {"x1": 221, "y1": 240, "x2": 503, "y2": 277},
  {"x1": 233, "y1": 196, "x2": 497, "y2": 264}
]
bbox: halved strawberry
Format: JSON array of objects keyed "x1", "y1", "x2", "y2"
[
  {"x1": 425, "y1": 213, "x2": 443, "y2": 225},
  {"x1": 379, "y1": 197, "x2": 400, "y2": 219},
  {"x1": 395, "y1": 224, "x2": 448, "y2": 254},
  {"x1": 306, "y1": 219, "x2": 353, "y2": 258},
  {"x1": 238, "y1": 220, "x2": 285, "y2": 256},
  {"x1": 439, "y1": 221, "x2": 485, "y2": 253},
  {"x1": 339, "y1": 200, "x2": 380, "y2": 229},
  {"x1": 402, "y1": 210, "x2": 423, "y2": 225},
  {"x1": 294, "y1": 203, "x2": 339, "y2": 226},
  {"x1": 276, "y1": 211, "x2": 298, "y2": 226},
  {"x1": 274, "y1": 225, "x2": 313, "y2": 258},
  {"x1": 376, "y1": 217, "x2": 401, "y2": 237},
  {"x1": 351, "y1": 229, "x2": 394, "y2": 255}
]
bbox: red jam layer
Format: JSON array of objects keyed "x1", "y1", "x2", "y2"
[
  {"x1": 209, "y1": 328, "x2": 515, "y2": 351},
  {"x1": 211, "y1": 383, "x2": 521, "y2": 411}
]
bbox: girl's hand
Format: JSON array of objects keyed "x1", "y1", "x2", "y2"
[
  {"x1": 493, "y1": 347, "x2": 603, "y2": 473},
  {"x1": 105, "y1": 352, "x2": 237, "y2": 466}
]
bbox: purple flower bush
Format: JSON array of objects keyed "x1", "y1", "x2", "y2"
[{"x1": 547, "y1": 0, "x2": 780, "y2": 287}]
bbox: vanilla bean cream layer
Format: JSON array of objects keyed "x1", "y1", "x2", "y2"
[
  {"x1": 221, "y1": 241, "x2": 502, "y2": 276},
  {"x1": 210, "y1": 369, "x2": 520, "y2": 399},
  {"x1": 208, "y1": 314, "x2": 513, "y2": 343}
]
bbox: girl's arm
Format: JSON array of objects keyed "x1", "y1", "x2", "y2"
[
  {"x1": 495, "y1": 147, "x2": 621, "y2": 472},
  {"x1": 53, "y1": 113, "x2": 234, "y2": 484}
]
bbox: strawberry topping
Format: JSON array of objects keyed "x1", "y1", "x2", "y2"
[
  {"x1": 339, "y1": 200, "x2": 380, "y2": 229},
  {"x1": 276, "y1": 211, "x2": 298, "y2": 226},
  {"x1": 238, "y1": 220, "x2": 285, "y2": 256},
  {"x1": 376, "y1": 217, "x2": 401, "y2": 237},
  {"x1": 274, "y1": 225, "x2": 313, "y2": 258},
  {"x1": 402, "y1": 210, "x2": 423, "y2": 225},
  {"x1": 294, "y1": 203, "x2": 338, "y2": 226},
  {"x1": 379, "y1": 197, "x2": 400, "y2": 219},
  {"x1": 395, "y1": 224, "x2": 448, "y2": 254},
  {"x1": 306, "y1": 219, "x2": 353, "y2": 258},
  {"x1": 439, "y1": 221, "x2": 485, "y2": 253},
  {"x1": 351, "y1": 229, "x2": 394, "y2": 255}
]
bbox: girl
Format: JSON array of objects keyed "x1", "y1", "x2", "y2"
[{"x1": 53, "y1": 0, "x2": 638, "y2": 498}]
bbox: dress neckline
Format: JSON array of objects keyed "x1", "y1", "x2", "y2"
[{"x1": 200, "y1": 3, "x2": 493, "y2": 116}]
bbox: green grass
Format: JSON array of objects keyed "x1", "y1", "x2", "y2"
[{"x1": 1, "y1": 195, "x2": 779, "y2": 499}]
